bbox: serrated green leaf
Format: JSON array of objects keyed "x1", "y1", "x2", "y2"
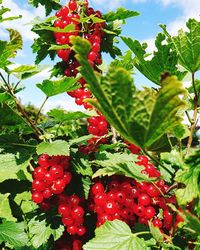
[
  {"x1": 0, "y1": 193, "x2": 15, "y2": 221},
  {"x1": 175, "y1": 149, "x2": 200, "y2": 205},
  {"x1": 0, "y1": 29, "x2": 22, "y2": 69},
  {"x1": 28, "y1": 0, "x2": 61, "y2": 16},
  {"x1": 161, "y1": 19, "x2": 200, "y2": 73},
  {"x1": 0, "y1": 6, "x2": 21, "y2": 23},
  {"x1": 0, "y1": 152, "x2": 31, "y2": 183},
  {"x1": 72, "y1": 37, "x2": 186, "y2": 152},
  {"x1": 36, "y1": 77, "x2": 80, "y2": 97},
  {"x1": 69, "y1": 134, "x2": 93, "y2": 146},
  {"x1": 0, "y1": 220, "x2": 28, "y2": 247},
  {"x1": 71, "y1": 153, "x2": 93, "y2": 176},
  {"x1": 36, "y1": 140, "x2": 70, "y2": 156},
  {"x1": 9, "y1": 65, "x2": 41, "y2": 80},
  {"x1": 49, "y1": 44, "x2": 70, "y2": 50},
  {"x1": 172, "y1": 123, "x2": 190, "y2": 140},
  {"x1": 34, "y1": 23, "x2": 75, "y2": 33},
  {"x1": 121, "y1": 33, "x2": 186, "y2": 85},
  {"x1": 14, "y1": 191, "x2": 36, "y2": 214},
  {"x1": 47, "y1": 109, "x2": 95, "y2": 122},
  {"x1": 28, "y1": 215, "x2": 64, "y2": 248},
  {"x1": 83, "y1": 220, "x2": 149, "y2": 250},
  {"x1": 103, "y1": 7, "x2": 139, "y2": 22},
  {"x1": 93, "y1": 152, "x2": 151, "y2": 182},
  {"x1": 82, "y1": 176, "x2": 92, "y2": 199}
]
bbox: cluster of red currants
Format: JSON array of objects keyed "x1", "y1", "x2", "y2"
[
  {"x1": 53, "y1": 0, "x2": 105, "y2": 110},
  {"x1": 58, "y1": 194, "x2": 86, "y2": 236},
  {"x1": 54, "y1": 0, "x2": 109, "y2": 153},
  {"x1": 88, "y1": 155, "x2": 183, "y2": 232},
  {"x1": 31, "y1": 154, "x2": 72, "y2": 204},
  {"x1": 31, "y1": 154, "x2": 87, "y2": 250}
]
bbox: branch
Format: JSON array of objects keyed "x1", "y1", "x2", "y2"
[
  {"x1": 34, "y1": 96, "x2": 48, "y2": 125},
  {"x1": 186, "y1": 73, "x2": 199, "y2": 156},
  {"x1": 0, "y1": 72, "x2": 42, "y2": 140}
]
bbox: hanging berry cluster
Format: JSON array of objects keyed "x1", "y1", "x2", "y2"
[
  {"x1": 31, "y1": 1, "x2": 185, "y2": 249},
  {"x1": 31, "y1": 154, "x2": 87, "y2": 250},
  {"x1": 88, "y1": 155, "x2": 183, "y2": 232},
  {"x1": 53, "y1": 0, "x2": 109, "y2": 150}
]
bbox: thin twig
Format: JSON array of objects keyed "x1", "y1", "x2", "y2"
[
  {"x1": 0, "y1": 72, "x2": 42, "y2": 139},
  {"x1": 186, "y1": 72, "x2": 199, "y2": 156},
  {"x1": 34, "y1": 96, "x2": 48, "y2": 125}
]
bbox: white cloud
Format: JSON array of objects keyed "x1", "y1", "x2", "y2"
[
  {"x1": 0, "y1": 0, "x2": 46, "y2": 41},
  {"x1": 90, "y1": 0, "x2": 126, "y2": 10}
]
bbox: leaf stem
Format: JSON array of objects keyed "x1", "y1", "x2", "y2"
[
  {"x1": 34, "y1": 96, "x2": 48, "y2": 125},
  {"x1": 134, "y1": 231, "x2": 151, "y2": 236},
  {"x1": 186, "y1": 72, "x2": 199, "y2": 156}
]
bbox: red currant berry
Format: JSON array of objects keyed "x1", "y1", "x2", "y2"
[{"x1": 32, "y1": 192, "x2": 43, "y2": 204}]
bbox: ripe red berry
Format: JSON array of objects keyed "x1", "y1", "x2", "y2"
[
  {"x1": 146, "y1": 184, "x2": 160, "y2": 197},
  {"x1": 144, "y1": 206, "x2": 156, "y2": 219},
  {"x1": 32, "y1": 192, "x2": 43, "y2": 204},
  {"x1": 91, "y1": 182, "x2": 105, "y2": 195},
  {"x1": 68, "y1": 1, "x2": 77, "y2": 11},
  {"x1": 71, "y1": 206, "x2": 84, "y2": 219},
  {"x1": 138, "y1": 193, "x2": 151, "y2": 206},
  {"x1": 67, "y1": 225, "x2": 78, "y2": 235},
  {"x1": 33, "y1": 167, "x2": 47, "y2": 180},
  {"x1": 58, "y1": 203, "x2": 71, "y2": 217},
  {"x1": 77, "y1": 226, "x2": 86, "y2": 236},
  {"x1": 52, "y1": 178, "x2": 66, "y2": 194},
  {"x1": 104, "y1": 201, "x2": 118, "y2": 215},
  {"x1": 32, "y1": 180, "x2": 46, "y2": 192},
  {"x1": 153, "y1": 218, "x2": 163, "y2": 228},
  {"x1": 49, "y1": 165, "x2": 64, "y2": 180}
]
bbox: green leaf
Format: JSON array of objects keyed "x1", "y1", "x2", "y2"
[
  {"x1": 0, "y1": 104, "x2": 34, "y2": 134},
  {"x1": 121, "y1": 33, "x2": 186, "y2": 85},
  {"x1": 28, "y1": 215, "x2": 64, "y2": 248},
  {"x1": 93, "y1": 152, "x2": 151, "y2": 182},
  {"x1": 71, "y1": 154, "x2": 93, "y2": 176},
  {"x1": 72, "y1": 37, "x2": 186, "y2": 151},
  {"x1": 9, "y1": 65, "x2": 41, "y2": 80},
  {"x1": 0, "y1": 193, "x2": 15, "y2": 221},
  {"x1": 34, "y1": 23, "x2": 75, "y2": 33},
  {"x1": 184, "y1": 211, "x2": 200, "y2": 235},
  {"x1": 48, "y1": 44, "x2": 70, "y2": 50},
  {"x1": 0, "y1": 152, "x2": 31, "y2": 183},
  {"x1": 31, "y1": 21, "x2": 56, "y2": 64},
  {"x1": 0, "y1": 92, "x2": 12, "y2": 103},
  {"x1": 149, "y1": 221, "x2": 164, "y2": 243},
  {"x1": 83, "y1": 220, "x2": 149, "y2": 250},
  {"x1": 161, "y1": 19, "x2": 200, "y2": 73},
  {"x1": 0, "y1": 220, "x2": 28, "y2": 247},
  {"x1": 69, "y1": 134, "x2": 93, "y2": 146},
  {"x1": 14, "y1": 191, "x2": 36, "y2": 214},
  {"x1": 28, "y1": 0, "x2": 61, "y2": 16},
  {"x1": 103, "y1": 7, "x2": 139, "y2": 22},
  {"x1": 36, "y1": 77, "x2": 80, "y2": 97},
  {"x1": 47, "y1": 109, "x2": 95, "y2": 122},
  {"x1": 82, "y1": 176, "x2": 92, "y2": 199},
  {"x1": 36, "y1": 140, "x2": 70, "y2": 156},
  {"x1": 0, "y1": 6, "x2": 21, "y2": 23},
  {"x1": 0, "y1": 29, "x2": 22, "y2": 69},
  {"x1": 175, "y1": 149, "x2": 200, "y2": 205}
]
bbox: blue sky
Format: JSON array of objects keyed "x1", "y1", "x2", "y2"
[{"x1": 1, "y1": 0, "x2": 200, "y2": 112}]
